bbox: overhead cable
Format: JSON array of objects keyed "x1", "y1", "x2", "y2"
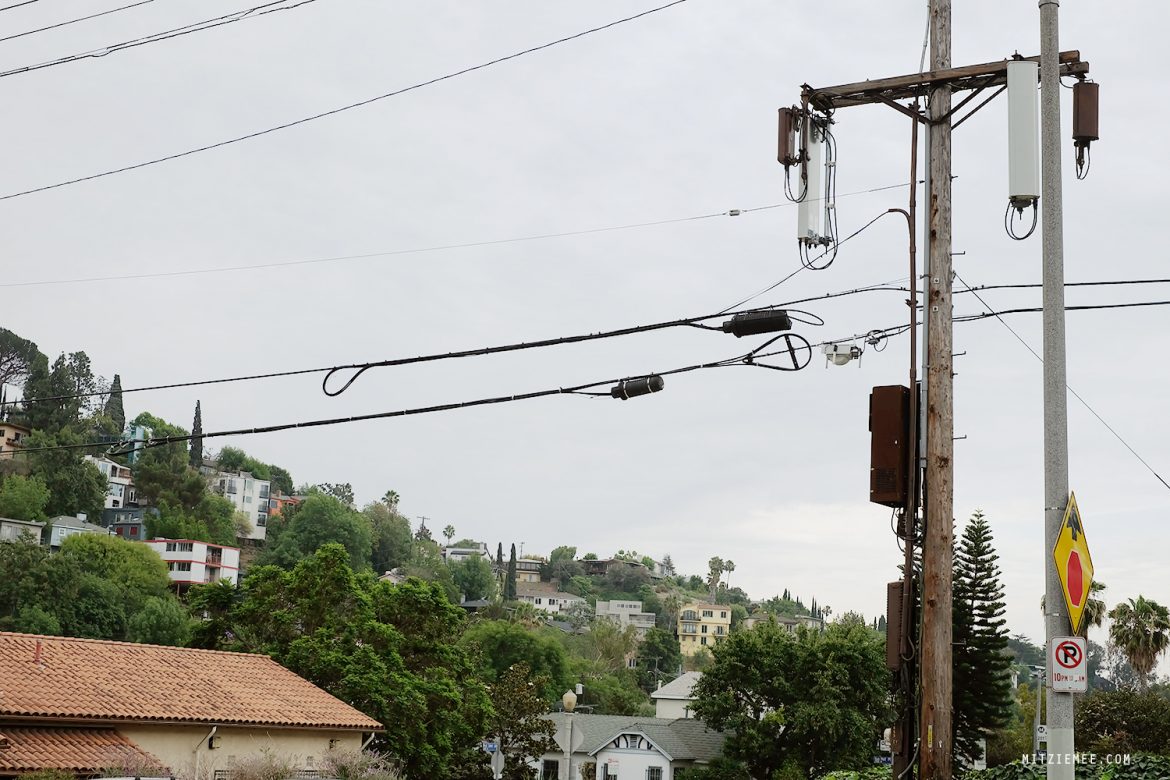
[
  {"x1": 0, "y1": 0, "x2": 318, "y2": 77},
  {"x1": 955, "y1": 272, "x2": 1170, "y2": 493},
  {"x1": 0, "y1": 0, "x2": 689, "y2": 202},
  {"x1": 0, "y1": 0, "x2": 156, "y2": 44},
  {"x1": 3, "y1": 302, "x2": 815, "y2": 408},
  {"x1": 0, "y1": 181, "x2": 915, "y2": 289},
  {"x1": 12, "y1": 333, "x2": 815, "y2": 456}
]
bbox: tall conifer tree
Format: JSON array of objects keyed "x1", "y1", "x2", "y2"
[
  {"x1": 104, "y1": 374, "x2": 125, "y2": 432},
  {"x1": 189, "y1": 401, "x2": 203, "y2": 468},
  {"x1": 952, "y1": 510, "x2": 1014, "y2": 763},
  {"x1": 505, "y1": 544, "x2": 518, "y2": 601}
]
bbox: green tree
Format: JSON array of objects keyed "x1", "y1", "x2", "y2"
[
  {"x1": 127, "y1": 596, "x2": 192, "y2": 646},
  {"x1": 579, "y1": 670, "x2": 650, "y2": 716},
  {"x1": 104, "y1": 374, "x2": 126, "y2": 433},
  {"x1": 269, "y1": 465, "x2": 294, "y2": 496},
  {"x1": 461, "y1": 620, "x2": 572, "y2": 702},
  {"x1": 952, "y1": 510, "x2": 1014, "y2": 763},
  {"x1": 21, "y1": 352, "x2": 95, "y2": 434},
  {"x1": 259, "y1": 492, "x2": 372, "y2": 570},
  {"x1": 451, "y1": 555, "x2": 497, "y2": 602},
  {"x1": 59, "y1": 533, "x2": 172, "y2": 618},
  {"x1": 401, "y1": 538, "x2": 459, "y2": 602},
  {"x1": 546, "y1": 546, "x2": 583, "y2": 588},
  {"x1": 186, "y1": 580, "x2": 239, "y2": 649},
  {"x1": 189, "y1": 400, "x2": 203, "y2": 468},
  {"x1": 707, "y1": 556, "x2": 725, "y2": 601},
  {"x1": 443, "y1": 524, "x2": 456, "y2": 545},
  {"x1": 67, "y1": 574, "x2": 128, "y2": 639},
  {"x1": 222, "y1": 546, "x2": 490, "y2": 779},
  {"x1": 1109, "y1": 596, "x2": 1170, "y2": 692},
  {"x1": 317, "y1": 481, "x2": 355, "y2": 506},
  {"x1": 23, "y1": 429, "x2": 106, "y2": 519},
  {"x1": 364, "y1": 501, "x2": 413, "y2": 574},
  {"x1": 692, "y1": 620, "x2": 889, "y2": 779},
  {"x1": 130, "y1": 412, "x2": 204, "y2": 510},
  {"x1": 505, "y1": 544, "x2": 517, "y2": 601},
  {"x1": 0, "y1": 474, "x2": 50, "y2": 521},
  {"x1": 481, "y1": 663, "x2": 558, "y2": 780},
  {"x1": 0, "y1": 328, "x2": 42, "y2": 390}
]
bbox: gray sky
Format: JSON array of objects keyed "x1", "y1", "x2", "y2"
[{"x1": 1, "y1": 0, "x2": 1163, "y2": 650}]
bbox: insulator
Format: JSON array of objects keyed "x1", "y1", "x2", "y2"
[{"x1": 610, "y1": 375, "x2": 664, "y2": 400}]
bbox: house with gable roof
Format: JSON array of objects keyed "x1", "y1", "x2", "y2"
[
  {"x1": 0, "y1": 631, "x2": 382, "y2": 777},
  {"x1": 538, "y1": 712, "x2": 726, "y2": 780}
]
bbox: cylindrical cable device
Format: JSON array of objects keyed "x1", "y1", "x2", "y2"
[
  {"x1": 1072, "y1": 81, "x2": 1098, "y2": 179},
  {"x1": 1007, "y1": 60, "x2": 1040, "y2": 211},
  {"x1": 721, "y1": 310, "x2": 793, "y2": 337},
  {"x1": 610, "y1": 375, "x2": 664, "y2": 400},
  {"x1": 777, "y1": 107, "x2": 799, "y2": 167}
]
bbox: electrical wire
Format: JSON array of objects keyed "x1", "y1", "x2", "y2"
[
  {"x1": 955, "y1": 272, "x2": 1170, "y2": 492},
  {"x1": 10, "y1": 334, "x2": 815, "y2": 456},
  {"x1": 0, "y1": 0, "x2": 156, "y2": 44},
  {"x1": 719, "y1": 208, "x2": 904, "y2": 314},
  {"x1": 0, "y1": 180, "x2": 914, "y2": 289},
  {"x1": 0, "y1": 0, "x2": 41, "y2": 11},
  {"x1": 1, "y1": 302, "x2": 807, "y2": 408},
  {"x1": 0, "y1": 0, "x2": 320, "y2": 78},
  {"x1": 0, "y1": 0, "x2": 689, "y2": 202}
]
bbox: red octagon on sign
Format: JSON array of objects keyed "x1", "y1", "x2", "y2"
[{"x1": 1067, "y1": 551, "x2": 1084, "y2": 607}]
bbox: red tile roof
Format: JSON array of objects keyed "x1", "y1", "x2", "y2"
[
  {"x1": 0, "y1": 632, "x2": 382, "y2": 731},
  {"x1": 0, "y1": 727, "x2": 164, "y2": 773}
]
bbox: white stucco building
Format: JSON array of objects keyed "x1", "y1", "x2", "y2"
[
  {"x1": 208, "y1": 469, "x2": 270, "y2": 541},
  {"x1": 144, "y1": 538, "x2": 241, "y2": 587},
  {"x1": 517, "y1": 584, "x2": 586, "y2": 615},
  {"x1": 46, "y1": 515, "x2": 107, "y2": 548},
  {"x1": 83, "y1": 455, "x2": 138, "y2": 509},
  {"x1": 595, "y1": 600, "x2": 657, "y2": 637}
]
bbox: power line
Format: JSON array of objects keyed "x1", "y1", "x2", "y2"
[
  {"x1": 0, "y1": 0, "x2": 318, "y2": 78},
  {"x1": 955, "y1": 272, "x2": 1170, "y2": 493},
  {"x1": 0, "y1": 0, "x2": 41, "y2": 12},
  {"x1": 11, "y1": 334, "x2": 816, "y2": 456},
  {"x1": 0, "y1": 0, "x2": 689, "y2": 202},
  {"x1": 0, "y1": 180, "x2": 914, "y2": 289},
  {"x1": 0, "y1": 0, "x2": 156, "y2": 44},
  {"x1": 2, "y1": 302, "x2": 807, "y2": 408}
]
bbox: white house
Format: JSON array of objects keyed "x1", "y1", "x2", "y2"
[
  {"x1": 538, "y1": 713, "x2": 725, "y2": 780},
  {"x1": 595, "y1": 600, "x2": 657, "y2": 637},
  {"x1": 0, "y1": 517, "x2": 44, "y2": 543},
  {"x1": 143, "y1": 538, "x2": 241, "y2": 588},
  {"x1": 650, "y1": 672, "x2": 702, "y2": 719},
  {"x1": 207, "y1": 469, "x2": 270, "y2": 542},
  {"x1": 517, "y1": 584, "x2": 586, "y2": 615},
  {"x1": 442, "y1": 542, "x2": 489, "y2": 564},
  {"x1": 46, "y1": 515, "x2": 108, "y2": 548},
  {"x1": 83, "y1": 455, "x2": 137, "y2": 510}
]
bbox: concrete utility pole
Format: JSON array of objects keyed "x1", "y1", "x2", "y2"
[
  {"x1": 1039, "y1": 1, "x2": 1073, "y2": 778},
  {"x1": 920, "y1": 0, "x2": 954, "y2": 775}
]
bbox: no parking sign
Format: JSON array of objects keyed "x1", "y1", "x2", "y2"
[{"x1": 1050, "y1": 636, "x2": 1087, "y2": 693}]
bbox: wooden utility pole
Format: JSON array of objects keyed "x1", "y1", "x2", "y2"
[{"x1": 920, "y1": 0, "x2": 954, "y2": 776}]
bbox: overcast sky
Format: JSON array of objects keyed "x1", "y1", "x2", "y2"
[{"x1": 1, "y1": 0, "x2": 1162, "y2": 651}]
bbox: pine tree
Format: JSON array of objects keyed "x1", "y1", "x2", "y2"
[
  {"x1": 505, "y1": 544, "x2": 518, "y2": 601},
  {"x1": 496, "y1": 542, "x2": 504, "y2": 585},
  {"x1": 188, "y1": 401, "x2": 203, "y2": 468},
  {"x1": 104, "y1": 374, "x2": 125, "y2": 432},
  {"x1": 952, "y1": 510, "x2": 1014, "y2": 764},
  {"x1": 877, "y1": 615, "x2": 887, "y2": 633}
]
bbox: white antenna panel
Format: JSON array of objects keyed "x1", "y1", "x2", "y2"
[{"x1": 1007, "y1": 60, "x2": 1040, "y2": 206}]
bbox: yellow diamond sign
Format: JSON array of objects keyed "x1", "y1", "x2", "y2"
[{"x1": 1052, "y1": 492, "x2": 1094, "y2": 635}]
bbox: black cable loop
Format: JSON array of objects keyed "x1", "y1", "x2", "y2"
[{"x1": 1005, "y1": 201, "x2": 1039, "y2": 241}]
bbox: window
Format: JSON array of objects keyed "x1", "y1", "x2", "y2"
[
  {"x1": 243, "y1": 495, "x2": 252, "y2": 504},
  {"x1": 115, "y1": 527, "x2": 124, "y2": 536},
  {"x1": 165, "y1": 542, "x2": 176, "y2": 552},
  {"x1": 701, "y1": 636, "x2": 708, "y2": 645},
  {"x1": 701, "y1": 625, "x2": 708, "y2": 634},
  {"x1": 257, "y1": 515, "x2": 266, "y2": 527},
  {"x1": 540, "y1": 759, "x2": 560, "y2": 780},
  {"x1": 628, "y1": 657, "x2": 638, "y2": 669},
  {"x1": 647, "y1": 768, "x2": 664, "y2": 780},
  {"x1": 169, "y1": 562, "x2": 192, "y2": 572},
  {"x1": 178, "y1": 542, "x2": 193, "y2": 552},
  {"x1": 549, "y1": 598, "x2": 557, "y2": 606},
  {"x1": 702, "y1": 610, "x2": 713, "y2": 618},
  {"x1": 535, "y1": 598, "x2": 543, "y2": 605},
  {"x1": 721, "y1": 611, "x2": 727, "y2": 619},
  {"x1": 716, "y1": 626, "x2": 725, "y2": 635},
  {"x1": 129, "y1": 526, "x2": 138, "y2": 537}
]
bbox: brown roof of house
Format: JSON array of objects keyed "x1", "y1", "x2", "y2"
[
  {"x1": 0, "y1": 632, "x2": 382, "y2": 731},
  {"x1": 0, "y1": 727, "x2": 164, "y2": 774}
]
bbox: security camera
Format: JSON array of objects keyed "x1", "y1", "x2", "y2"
[{"x1": 823, "y1": 343, "x2": 862, "y2": 367}]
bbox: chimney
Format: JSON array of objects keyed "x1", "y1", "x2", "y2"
[
  {"x1": 76, "y1": 513, "x2": 87, "y2": 523},
  {"x1": 34, "y1": 640, "x2": 42, "y2": 666}
]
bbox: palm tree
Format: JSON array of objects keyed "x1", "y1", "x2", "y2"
[
  {"x1": 723, "y1": 560, "x2": 736, "y2": 592},
  {"x1": 1108, "y1": 595, "x2": 1170, "y2": 692},
  {"x1": 442, "y1": 524, "x2": 456, "y2": 545},
  {"x1": 382, "y1": 490, "x2": 400, "y2": 512}
]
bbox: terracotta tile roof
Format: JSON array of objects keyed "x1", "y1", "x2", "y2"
[
  {"x1": 0, "y1": 632, "x2": 382, "y2": 731},
  {"x1": 0, "y1": 727, "x2": 164, "y2": 773}
]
